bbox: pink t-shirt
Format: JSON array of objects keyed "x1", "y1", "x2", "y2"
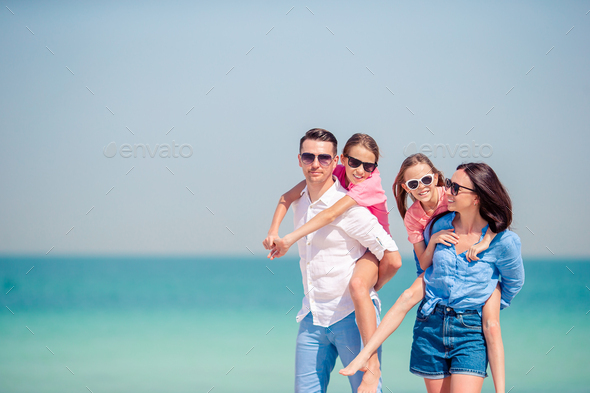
[
  {"x1": 333, "y1": 164, "x2": 390, "y2": 234},
  {"x1": 403, "y1": 186, "x2": 448, "y2": 244}
]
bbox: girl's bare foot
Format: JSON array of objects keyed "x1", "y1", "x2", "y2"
[
  {"x1": 339, "y1": 355, "x2": 368, "y2": 376},
  {"x1": 357, "y1": 357, "x2": 380, "y2": 393}
]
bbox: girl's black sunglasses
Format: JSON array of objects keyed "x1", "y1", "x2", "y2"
[{"x1": 345, "y1": 155, "x2": 377, "y2": 173}]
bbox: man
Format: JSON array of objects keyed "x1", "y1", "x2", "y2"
[{"x1": 275, "y1": 128, "x2": 402, "y2": 393}]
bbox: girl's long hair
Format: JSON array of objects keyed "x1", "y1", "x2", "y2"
[
  {"x1": 428, "y1": 162, "x2": 512, "y2": 237},
  {"x1": 393, "y1": 154, "x2": 445, "y2": 219},
  {"x1": 342, "y1": 133, "x2": 380, "y2": 163}
]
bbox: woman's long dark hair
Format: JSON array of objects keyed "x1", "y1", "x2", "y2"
[{"x1": 428, "y1": 162, "x2": 512, "y2": 237}]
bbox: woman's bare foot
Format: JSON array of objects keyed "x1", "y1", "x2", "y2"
[{"x1": 357, "y1": 357, "x2": 381, "y2": 393}]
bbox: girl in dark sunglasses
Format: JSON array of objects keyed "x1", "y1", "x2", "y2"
[{"x1": 263, "y1": 133, "x2": 391, "y2": 391}]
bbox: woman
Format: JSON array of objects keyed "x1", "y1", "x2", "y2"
[{"x1": 341, "y1": 162, "x2": 524, "y2": 393}]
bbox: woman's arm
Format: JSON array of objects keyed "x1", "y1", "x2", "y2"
[
  {"x1": 466, "y1": 227, "x2": 497, "y2": 262},
  {"x1": 495, "y1": 236, "x2": 525, "y2": 309},
  {"x1": 416, "y1": 230, "x2": 459, "y2": 271},
  {"x1": 482, "y1": 284, "x2": 505, "y2": 393},
  {"x1": 262, "y1": 180, "x2": 306, "y2": 251},
  {"x1": 268, "y1": 195, "x2": 357, "y2": 259}
]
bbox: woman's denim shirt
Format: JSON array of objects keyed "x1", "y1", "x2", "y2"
[{"x1": 421, "y1": 212, "x2": 525, "y2": 315}]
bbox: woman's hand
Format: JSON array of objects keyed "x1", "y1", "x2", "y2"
[{"x1": 431, "y1": 229, "x2": 460, "y2": 246}]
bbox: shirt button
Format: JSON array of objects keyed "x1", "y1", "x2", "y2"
[
  {"x1": 446, "y1": 307, "x2": 451, "y2": 312},
  {"x1": 307, "y1": 242, "x2": 310, "y2": 245}
]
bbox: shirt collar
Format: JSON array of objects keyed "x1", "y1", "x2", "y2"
[
  {"x1": 446, "y1": 211, "x2": 490, "y2": 237},
  {"x1": 301, "y1": 176, "x2": 344, "y2": 206}
]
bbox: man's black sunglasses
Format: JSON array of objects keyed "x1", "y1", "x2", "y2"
[
  {"x1": 444, "y1": 178, "x2": 476, "y2": 196},
  {"x1": 344, "y1": 155, "x2": 377, "y2": 173},
  {"x1": 300, "y1": 152, "x2": 334, "y2": 167}
]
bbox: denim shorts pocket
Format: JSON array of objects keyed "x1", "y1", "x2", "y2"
[
  {"x1": 416, "y1": 314, "x2": 429, "y2": 322},
  {"x1": 416, "y1": 302, "x2": 430, "y2": 322},
  {"x1": 458, "y1": 313, "x2": 482, "y2": 329}
]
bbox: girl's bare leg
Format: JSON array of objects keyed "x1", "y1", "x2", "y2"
[
  {"x1": 348, "y1": 251, "x2": 380, "y2": 393},
  {"x1": 483, "y1": 283, "x2": 504, "y2": 393},
  {"x1": 341, "y1": 273, "x2": 425, "y2": 377}
]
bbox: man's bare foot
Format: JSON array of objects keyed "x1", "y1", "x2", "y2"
[{"x1": 357, "y1": 358, "x2": 381, "y2": 393}]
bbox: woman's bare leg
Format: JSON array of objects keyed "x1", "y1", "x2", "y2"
[
  {"x1": 425, "y1": 377, "x2": 451, "y2": 393},
  {"x1": 424, "y1": 368, "x2": 483, "y2": 392},
  {"x1": 449, "y1": 374, "x2": 484, "y2": 393},
  {"x1": 348, "y1": 251, "x2": 380, "y2": 393},
  {"x1": 483, "y1": 283, "x2": 504, "y2": 393},
  {"x1": 340, "y1": 273, "x2": 425, "y2": 377}
]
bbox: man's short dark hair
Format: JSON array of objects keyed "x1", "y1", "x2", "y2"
[{"x1": 299, "y1": 128, "x2": 338, "y2": 156}]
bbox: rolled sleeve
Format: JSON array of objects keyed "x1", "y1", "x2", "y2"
[
  {"x1": 496, "y1": 235, "x2": 525, "y2": 309},
  {"x1": 341, "y1": 207, "x2": 398, "y2": 260}
]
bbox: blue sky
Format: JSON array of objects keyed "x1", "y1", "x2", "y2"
[{"x1": 1, "y1": 1, "x2": 589, "y2": 257}]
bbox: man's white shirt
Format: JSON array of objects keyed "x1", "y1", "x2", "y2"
[{"x1": 293, "y1": 177, "x2": 399, "y2": 328}]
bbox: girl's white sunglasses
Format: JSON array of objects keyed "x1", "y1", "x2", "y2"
[{"x1": 405, "y1": 174, "x2": 434, "y2": 190}]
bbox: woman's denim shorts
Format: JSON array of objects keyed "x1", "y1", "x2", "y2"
[{"x1": 410, "y1": 301, "x2": 488, "y2": 379}]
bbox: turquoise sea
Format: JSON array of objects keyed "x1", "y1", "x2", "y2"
[{"x1": 1, "y1": 256, "x2": 589, "y2": 393}]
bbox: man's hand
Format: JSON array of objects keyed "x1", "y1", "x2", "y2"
[
  {"x1": 374, "y1": 250, "x2": 402, "y2": 291},
  {"x1": 267, "y1": 236, "x2": 295, "y2": 260}
]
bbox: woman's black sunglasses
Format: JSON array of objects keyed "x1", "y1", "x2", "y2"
[
  {"x1": 344, "y1": 155, "x2": 377, "y2": 173},
  {"x1": 300, "y1": 152, "x2": 334, "y2": 167},
  {"x1": 444, "y1": 178, "x2": 476, "y2": 196}
]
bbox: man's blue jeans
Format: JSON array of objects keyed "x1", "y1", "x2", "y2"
[{"x1": 294, "y1": 303, "x2": 382, "y2": 393}]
